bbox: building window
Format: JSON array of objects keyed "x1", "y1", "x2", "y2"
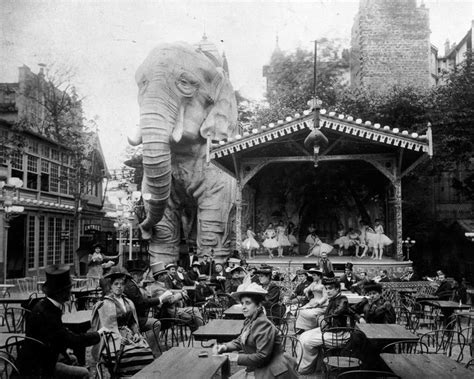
[
  {"x1": 40, "y1": 160, "x2": 50, "y2": 192},
  {"x1": 39, "y1": 216, "x2": 45, "y2": 267},
  {"x1": 26, "y1": 155, "x2": 38, "y2": 190},
  {"x1": 27, "y1": 215, "x2": 36, "y2": 269},
  {"x1": 50, "y1": 163, "x2": 59, "y2": 192},
  {"x1": 55, "y1": 218, "x2": 62, "y2": 264},
  {"x1": 47, "y1": 218, "x2": 55, "y2": 265},
  {"x1": 64, "y1": 219, "x2": 74, "y2": 264},
  {"x1": 10, "y1": 152, "x2": 24, "y2": 183},
  {"x1": 60, "y1": 166, "x2": 68, "y2": 194},
  {"x1": 51, "y1": 149, "x2": 59, "y2": 161},
  {"x1": 41, "y1": 145, "x2": 50, "y2": 158},
  {"x1": 29, "y1": 141, "x2": 39, "y2": 154}
]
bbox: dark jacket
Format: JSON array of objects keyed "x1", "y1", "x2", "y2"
[
  {"x1": 291, "y1": 280, "x2": 312, "y2": 299},
  {"x1": 349, "y1": 298, "x2": 396, "y2": 324},
  {"x1": 195, "y1": 282, "x2": 215, "y2": 303},
  {"x1": 323, "y1": 292, "x2": 349, "y2": 328},
  {"x1": 188, "y1": 269, "x2": 200, "y2": 282},
  {"x1": 210, "y1": 273, "x2": 226, "y2": 293},
  {"x1": 223, "y1": 308, "x2": 298, "y2": 378},
  {"x1": 262, "y1": 281, "x2": 282, "y2": 318},
  {"x1": 164, "y1": 274, "x2": 183, "y2": 290},
  {"x1": 16, "y1": 298, "x2": 100, "y2": 377},
  {"x1": 435, "y1": 280, "x2": 453, "y2": 300},
  {"x1": 226, "y1": 277, "x2": 243, "y2": 305},
  {"x1": 123, "y1": 279, "x2": 161, "y2": 330},
  {"x1": 176, "y1": 271, "x2": 195, "y2": 286},
  {"x1": 340, "y1": 272, "x2": 361, "y2": 291}
]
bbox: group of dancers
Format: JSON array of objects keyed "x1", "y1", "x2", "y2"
[{"x1": 242, "y1": 219, "x2": 393, "y2": 260}]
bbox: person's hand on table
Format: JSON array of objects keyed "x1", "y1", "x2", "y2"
[
  {"x1": 227, "y1": 353, "x2": 239, "y2": 362},
  {"x1": 358, "y1": 316, "x2": 366, "y2": 324},
  {"x1": 212, "y1": 344, "x2": 227, "y2": 355}
]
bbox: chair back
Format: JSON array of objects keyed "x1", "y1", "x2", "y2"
[
  {"x1": 202, "y1": 301, "x2": 224, "y2": 322},
  {"x1": 270, "y1": 302, "x2": 287, "y2": 319},
  {"x1": 337, "y1": 370, "x2": 401, "y2": 378},
  {"x1": 0, "y1": 355, "x2": 20, "y2": 379},
  {"x1": 419, "y1": 329, "x2": 466, "y2": 362},
  {"x1": 267, "y1": 316, "x2": 289, "y2": 336},
  {"x1": 158, "y1": 318, "x2": 194, "y2": 350},
  {"x1": 281, "y1": 335, "x2": 303, "y2": 371},
  {"x1": 5, "y1": 307, "x2": 30, "y2": 333},
  {"x1": 381, "y1": 340, "x2": 429, "y2": 354},
  {"x1": 96, "y1": 331, "x2": 125, "y2": 379}
]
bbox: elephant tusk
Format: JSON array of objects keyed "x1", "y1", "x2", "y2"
[
  {"x1": 171, "y1": 103, "x2": 185, "y2": 143},
  {"x1": 128, "y1": 127, "x2": 143, "y2": 146}
]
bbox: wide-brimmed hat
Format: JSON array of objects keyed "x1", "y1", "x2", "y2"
[
  {"x1": 308, "y1": 267, "x2": 323, "y2": 276},
  {"x1": 296, "y1": 269, "x2": 308, "y2": 276},
  {"x1": 345, "y1": 262, "x2": 353, "y2": 270},
  {"x1": 43, "y1": 264, "x2": 73, "y2": 294},
  {"x1": 104, "y1": 265, "x2": 132, "y2": 281},
  {"x1": 228, "y1": 258, "x2": 241, "y2": 264},
  {"x1": 228, "y1": 266, "x2": 245, "y2": 273},
  {"x1": 125, "y1": 259, "x2": 148, "y2": 273},
  {"x1": 151, "y1": 262, "x2": 167, "y2": 277},
  {"x1": 231, "y1": 282, "x2": 268, "y2": 300},
  {"x1": 364, "y1": 282, "x2": 383, "y2": 294},
  {"x1": 165, "y1": 263, "x2": 177, "y2": 270},
  {"x1": 255, "y1": 264, "x2": 273, "y2": 276}
]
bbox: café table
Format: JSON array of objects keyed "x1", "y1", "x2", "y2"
[
  {"x1": 62, "y1": 310, "x2": 92, "y2": 365},
  {"x1": 131, "y1": 347, "x2": 230, "y2": 379},
  {"x1": 0, "y1": 284, "x2": 16, "y2": 297},
  {"x1": 414, "y1": 294, "x2": 438, "y2": 302},
  {"x1": 193, "y1": 319, "x2": 244, "y2": 343},
  {"x1": 342, "y1": 292, "x2": 366, "y2": 305},
  {"x1": 380, "y1": 353, "x2": 472, "y2": 379},
  {"x1": 425, "y1": 300, "x2": 470, "y2": 327},
  {"x1": 223, "y1": 304, "x2": 245, "y2": 319},
  {"x1": 0, "y1": 294, "x2": 44, "y2": 307},
  {"x1": 356, "y1": 323, "x2": 419, "y2": 344}
]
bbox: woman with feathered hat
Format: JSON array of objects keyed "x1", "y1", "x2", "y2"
[{"x1": 213, "y1": 276, "x2": 298, "y2": 378}]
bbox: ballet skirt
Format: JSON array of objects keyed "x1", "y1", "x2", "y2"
[
  {"x1": 305, "y1": 234, "x2": 317, "y2": 245},
  {"x1": 375, "y1": 225, "x2": 393, "y2": 247},
  {"x1": 276, "y1": 226, "x2": 291, "y2": 247},
  {"x1": 242, "y1": 230, "x2": 260, "y2": 250},
  {"x1": 262, "y1": 228, "x2": 279, "y2": 249},
  {"x1": 334, "y1": 235, "x2": 351, "y2": 249},
  {"x1": 310, "y1": 242, "x2": 334, "y2": 256},
  {"x1": 288, "y1": 233, "x2": 298, "y2": 245},
  {"x1": 365, "y1": 227, "x2": 378, "y2": 248}
]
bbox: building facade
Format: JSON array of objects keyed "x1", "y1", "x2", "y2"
[
  {"x1": 0, "y1": 65, "x2": 111, "y2": 279},
  {"x1": 350, "y1": 0, "x2": 431, "y2": 91}
]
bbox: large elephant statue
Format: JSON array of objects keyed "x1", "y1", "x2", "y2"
[{"x1": 129, "y1": 42, "x2": 237, "y2": 264}]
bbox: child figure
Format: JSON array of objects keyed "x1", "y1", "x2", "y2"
[
  {"x1": 276, "y1": 220, "x2": 291, "y2": 257},
  {"x1": 262, "y1": 223, "x2": 279, "y2": 258},
  {"x1": 373, "y1": 219, "x2": 393, "y2": 260},
  {"x1": 242, "y1": 225, "x2": 260, "y2": 259}
]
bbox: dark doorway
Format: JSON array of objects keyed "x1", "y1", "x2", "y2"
[{"x1": 7, "y1": 215, "x2": 26, "y2": 278}]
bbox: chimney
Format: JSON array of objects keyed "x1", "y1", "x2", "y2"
[
  {"x1": 444, "y1": 39, "x2": 450, "y2": 56},
  {"x1": 38, "y1": 63, "x2": 46, "y2": 77}
]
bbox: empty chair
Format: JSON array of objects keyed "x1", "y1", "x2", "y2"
[
  {"x1": 4, "y1": 307, "x2": 30, "y2": 333},
  {"x1": 381, "y1": 340, "x2": 429, "y2": 354},
  {"x1": 267, "y1": 316, "x2": 289, "y2": 337},
  {"x1": 281, "y1": 335, "x2": 303, "y2": 372},
  {"x1": 419, "y1": 329, "x2": 467, "y2": 362}
]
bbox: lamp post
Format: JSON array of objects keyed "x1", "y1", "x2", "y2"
[
  {"x1": 1, "y1": 178, "x2": 25, "y2": 283},
  {"x1": 402, "y1": 237, "x2": 416, "y2": 261}
]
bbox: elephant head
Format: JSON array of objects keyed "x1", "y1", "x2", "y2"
[{"x1": 129, "y1": 42, "x2": 237, "y2": 239}]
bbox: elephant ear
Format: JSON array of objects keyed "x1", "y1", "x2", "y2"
[{"x1": 200, "y1": 71, "x2": 238, "y2": 141}]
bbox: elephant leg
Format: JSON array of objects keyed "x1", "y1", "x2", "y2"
[{"x1": 148, "y1": 185, "x2": 181, "y2": 264}]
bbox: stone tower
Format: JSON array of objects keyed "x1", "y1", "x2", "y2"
[{"x1": 350, "y1": 0, "x2": 431, "y2": 91}]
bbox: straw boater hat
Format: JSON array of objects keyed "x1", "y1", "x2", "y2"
[
  {"x1": 104, "y1": 266, "x2": 132, "y2": 281},
  {"x1": 165, "y1": 263, "x2": 177, "y2": 270},
  {"x1": 150, "y1": 262, "x2": 167, "y2": 277},
  {"x1": 231, "y1": 281, "x2": 268, "y2": 301},
  {"x1": 43, "y1": 264, "x2": 73, "y2": 294}
]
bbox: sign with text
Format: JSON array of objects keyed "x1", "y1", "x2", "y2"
[{"x1": 84, "y1": 224, "x2": 101, "y2": 233}]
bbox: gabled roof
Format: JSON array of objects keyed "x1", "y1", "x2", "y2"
[{"x1": 211, "y1": 109, "x2": 432, "y2": 160}]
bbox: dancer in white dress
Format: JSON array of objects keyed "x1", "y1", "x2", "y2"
[
  {"x1": 373, "y1": 219, "x2": 393, "y2": 260},
  {"x1": 276, "y1": 221, "x2": 291, "y2": 257},
  {"x1": 305, "y1": 232, "x2": 333, "y2": 258},
  {"x1": 242, "y1": 225, "x2": 259, "y2": 259},
  {"x1": 296, "y1": 268, "x2": 328, "y2": 331},
  {"x1": 262, "y1": 223, "x2": 279, "y2": 259}
]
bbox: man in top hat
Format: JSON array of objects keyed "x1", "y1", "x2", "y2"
[
  {"x1": 123, "y1": 260, "x2": 172, "y2": 356},
  {"x1": 200, "y1": 253, "x2": 214, "y2": 276},
  {"x1": 339, "y1": 262, "x2": 361, "y2": 291},
  {"x1": 187, "y1": 246, "x2": 199, "y2": 269},
  {"x1": 164, "y1": 262, "x2": 184, "y2": 289},
  {"x1": 349, "y1": 282, "x2": 395, "y2": 324},
  {"x1": 147, "y1": 262, "x2": 203, "y2": 331},
  {"x1": 16, "y1": 264, "x2": 109, "y2": 378}
]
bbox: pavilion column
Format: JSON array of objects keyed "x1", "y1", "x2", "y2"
[
  {"x1": 235, "y1": 182, "x2": 243, "y2": 253},
  {"x1": 393, "y1": 177, "x2": 403, "y2": 260}
]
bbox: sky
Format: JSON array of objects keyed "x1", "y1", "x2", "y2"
[{"x1": 1, "y1": 0, "x2": 473, "y2": 169}]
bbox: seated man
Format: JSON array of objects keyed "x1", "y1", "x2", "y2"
[
  {"x1": 195, "y1": 274, "x2": 216, "y2": 303},
  {"x1": 351, "y1": 271, "x2": 369, "y2": 295},
  {"x1": 349, "y1": 282, "x2": 396, "y2": 324},
  {"x1": 298, "y1": 278, "x2": 349, "y2": 375},
  {"x1": 374, "y1": 269, "x2": 390, "y2": 283},
  {"x1": 188, "y1": 261, "x2": 201, "y2": 282},
  {"x1": 339, "y1": 263, "x2": 361, "y2": 291},
  {"x1": 123, "y1": 260, "x2": 173, "y2": 356},
  {"x1": 16, "y1": 264, "x2": 108, "y2": 378},
  {"x1": 434, "y1": 270, "x2": 453, "y2": 300},
  {"x1": 164, "y1": 263, "x2": 184, "y2": 289},
  {"x1": 148, "y1": 262, "x2": 204, "y2": 331},
  {"x1": 176, "y1": 265, "x2": 195, "y2": 286}
]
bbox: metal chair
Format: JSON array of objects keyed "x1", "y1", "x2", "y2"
[
  {"x1": 466, "y1": 359, "x2": 474, "y2": 370},
  {"x1": 267, "y1": 316, "x2": 289, "y2": 337},
  {"x1": 0, "y1": 355, "x2": 20, "y2": 379},
  {"x1": 158, "y1": 318, "x2": 194, "y2": 350},
  {"x1": 201, "y1": 300, "x2": 224, "y2": 323},
  {"x1": 281, "y1": 334, "x2": 303, "y2": 372},
  {"x1": 337, "y1": 370, "x2": 401, "y2": 378},
  {"x1": 419, "y1": 329, "x2": 467, "y2": 362},
  {"x1": 95, "y1": 331, "x2": 125, "y2": 379},
  {"x1": 4, "y1": 335, "x2": 45, "y2": 361},
  {"x1": 381, "y1": 340, "x2": 429, "y2": 354},
  {"x1": 4, "y1": 307, "x2": 30, "y2": 333}
]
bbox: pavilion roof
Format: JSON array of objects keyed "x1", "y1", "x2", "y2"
[{"x1": 210, "y1": 109, "x2": 432, "y2": 160}]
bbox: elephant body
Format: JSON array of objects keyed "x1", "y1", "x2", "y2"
[{"x1": 131, "y1": 42, "x2": 238, "y2": 264}]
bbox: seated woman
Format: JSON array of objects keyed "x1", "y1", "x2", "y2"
[
  {"x1": 295, "y1": 268, "x2": 328, "y2": 332},
  {"x1": 213, "y1": 280, "x2": 298, "y2": 378},
  {"x1": 91, "y1": 266, "x2": 154, "y2": 377},
  {"x1": 349, "y1": 282, "x2": 396, "y2": 324}
]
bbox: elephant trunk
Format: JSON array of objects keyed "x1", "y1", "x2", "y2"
[{"x1": 139, "y1": 100, "x2": 175, "y2": 239}]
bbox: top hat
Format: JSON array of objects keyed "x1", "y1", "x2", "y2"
[
  {"x1": 151, "y1": 262, "x2": 167, "y2": 277},
  {"x1": 345, "y1": 262, "x2": 353, "y2": 269},
  {"x1": 104, "y1": 266, "x2": 132, "y2": 281},
  {"x1": 125, "y1": 259, "x2": 148, "y2": 273},
  {"x1": 165, "y1": 263, "x2": 177, "y2": 270},
  {"x1": 43, "y1": 264, "x2": 73, "y2": 294}
]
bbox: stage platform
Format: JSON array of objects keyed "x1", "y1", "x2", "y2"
[{"x1": 247, "y1": 255, "x2": 412, "y2": 279}]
